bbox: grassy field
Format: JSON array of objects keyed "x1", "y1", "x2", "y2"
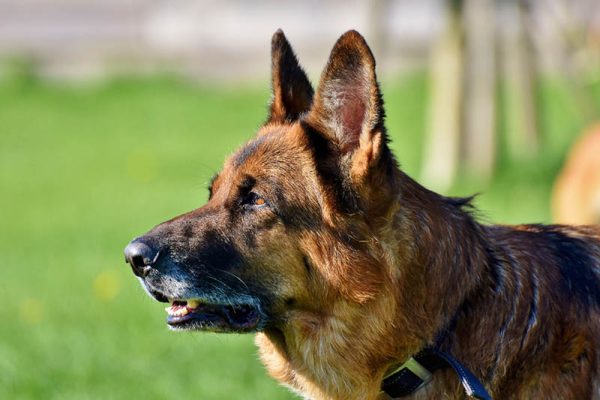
[{"x1": 0, "y1": 73, "x2": 597, "y2": 399}]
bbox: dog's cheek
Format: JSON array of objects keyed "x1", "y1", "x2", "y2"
[
  {"x1": 236, "y1": 230, "x2": 310, "y2": 301},
  {"x1": 257, "y1": 252, "x2": 309, "y2": 300},
  {"x1": 297, "y1": 229, "x2": 384, "y2": 304}
]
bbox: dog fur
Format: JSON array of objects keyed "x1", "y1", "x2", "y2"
[{"x1": 126, "y1": 30, "x2": 600, "y2": 400}]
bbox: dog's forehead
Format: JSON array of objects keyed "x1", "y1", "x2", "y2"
[
  {"x1": 228, "y1": 125, "x2": 306, "y2": 174},
  {"x1": 208, "y1": 123, "x2": 320, "y2": 203}
]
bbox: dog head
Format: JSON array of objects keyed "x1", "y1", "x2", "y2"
[{"x1": 124, "y1": 30, "x2": 400, "y2": 334}]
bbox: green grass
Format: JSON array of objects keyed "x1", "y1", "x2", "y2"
[{"x1": 0, "y1": 73, "x2": 597, "y2": 399}]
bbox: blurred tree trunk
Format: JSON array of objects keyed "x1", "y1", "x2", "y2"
[
  {"x1": 549, "y1": 0, "x2": 598, "y2": 124},
  {"x1": 368, "y1": 0, "x2": 391, "y2": 65},
  {"x1": 422, "y1": 0, "x2": 464, "y2": 191},
  {"x1": 463, "y1": 0, "x2": 496, "y2": 181},
  {"x1": 500, "y1": 0, "x2": 539, "y2": 160}
]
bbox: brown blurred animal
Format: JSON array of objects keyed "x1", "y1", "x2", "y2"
[
  {"x1": 124, "y1": 30, "x2": 600, "y2": 399},
  {"x1": 553, "y1": 124, "x2": 600, "y2": 225}
]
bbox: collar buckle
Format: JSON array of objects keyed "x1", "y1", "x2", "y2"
[
  {"x1": 381, "y1": 356, "x2": 433, "y2": 397},
  {"x1": 381, "y1": 349, "x2": 492, "y2": 399},
  {"x1": 388, "y1": 357, "x2": 432, "y2": 387}
]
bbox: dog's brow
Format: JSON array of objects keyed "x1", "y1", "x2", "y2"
[
  {"x1": 239, "y1": 175, "x2": 256, "y2": 190},
  {"x1": 233, "y1": 135, "x2": 268, "y2": 168}
]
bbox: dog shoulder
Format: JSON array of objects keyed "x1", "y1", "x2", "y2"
[{"x1": 489, "y1": 223, "x2": 600, "y2": 307}]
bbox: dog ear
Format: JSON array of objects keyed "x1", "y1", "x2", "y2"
[
  {"x1": 306, "y1": 30, "x2": 386, "y2": 183},
  {"x1": 267, "y1": 29, "x2": 314, "y2": 124}
]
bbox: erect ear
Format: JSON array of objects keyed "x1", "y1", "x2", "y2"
[
  {"x1": 306, "y1": 30, "x2": 386, "y2": 181},
  {"x1": 267, "y1": 29, "x2": 314, "y2": 123}
]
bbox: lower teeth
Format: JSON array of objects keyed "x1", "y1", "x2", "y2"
[
  {"x1": 166, "y1": 299, "x2": 202, "y2": 317},
  {"x1": 166, "y1": 306, "x2": 189, "y2": 317}
]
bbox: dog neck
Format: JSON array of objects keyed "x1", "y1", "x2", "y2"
[{"x1": 396, "y1": 174, "x2": 492, "y2": 343}]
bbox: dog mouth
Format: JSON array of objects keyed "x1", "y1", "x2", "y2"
[{"x1": 165, "y1": 299, "x2": 260, "y2": 332}]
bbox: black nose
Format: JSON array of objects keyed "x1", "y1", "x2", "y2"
[{"x1": 124, "y1": 240, "x2": 159, "y2": 277}]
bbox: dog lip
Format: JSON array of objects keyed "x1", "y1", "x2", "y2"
[
  {"x1": 142, "y1": 286, "x2": 263, "y2": 332},
  {"x1": 166, "y1": 301, "x2": 260, "y2": 332}
]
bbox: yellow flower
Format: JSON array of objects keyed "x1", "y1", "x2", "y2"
[{"x1": 93, "y1": 270, "x2": 121, "y2": 302}]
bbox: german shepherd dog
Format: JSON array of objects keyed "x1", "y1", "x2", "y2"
[{"x1": 125, "y1": 30, "x2": 600, "y2": 399}]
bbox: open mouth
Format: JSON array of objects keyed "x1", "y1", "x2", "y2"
[{"x1": 165, "y1": 299, "x2": 260, "y2": 332}]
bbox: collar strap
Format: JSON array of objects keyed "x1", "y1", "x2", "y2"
[{"x1": 381, "y1": 348, "x2": 492, "y2": 399}]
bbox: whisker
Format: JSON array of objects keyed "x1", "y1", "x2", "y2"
[
  {"x1": 222, "y1": 270, "x2": 249, "y2": 290},
  {"x1": 206, "y1": 275, "x2": 235, "y2": 306}
]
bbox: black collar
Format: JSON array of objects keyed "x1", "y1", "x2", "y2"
[{"x1": 381, "y1": 348, "x2": 492, "y2": 399}]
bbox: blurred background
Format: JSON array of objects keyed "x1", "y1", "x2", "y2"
[{"x1": 1, "y1": 0, "x2": 599, "y2": 399}]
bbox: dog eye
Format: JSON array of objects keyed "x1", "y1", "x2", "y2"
[{"x1": 244, "y1": 192, "x2": 268, "y2": 208}]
